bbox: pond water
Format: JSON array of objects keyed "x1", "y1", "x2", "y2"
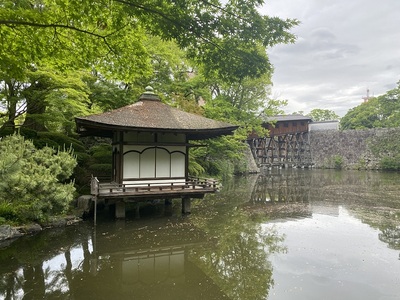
[{"x1": 1, "y1": 169, "x2": 400, "y2": 299}]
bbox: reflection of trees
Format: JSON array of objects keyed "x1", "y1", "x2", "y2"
[
  {"x1": 306, "y1": 170, "x2": 400, "y2": 254},
  {"x1": 349, "y1": 208, "x2": 400, "y2": 253},
  {"x1": 0, "y1": 271, "x2": 23, "y2": 300},
  {"x1": 0, "y1": 225, "x2": 93, "y2": 299},
  {"x1": 22, "y1": 263, "x2": 45, "y2": 300},
  {"x1": 191, "y1": 197, "x2": 286, "y2": 300},
  {"x1": 379, "y1": 226, "x2": 400, "y2": 250}
]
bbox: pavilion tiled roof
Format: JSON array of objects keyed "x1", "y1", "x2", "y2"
[{"x1": 75, "y1": 87, "x2": 238, "y2": 140}]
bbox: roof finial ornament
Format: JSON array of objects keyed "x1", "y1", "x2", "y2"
[
  {"x1": 145, "y1": 86, "x2": 154, "y2": 94},
  {"x1": 140, "y1": 85, "x2": 160, "y2": 101}
]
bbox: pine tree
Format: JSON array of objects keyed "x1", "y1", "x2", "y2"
[{"x1": 0, "y1": 134, "x2": 77, "y2": 223}]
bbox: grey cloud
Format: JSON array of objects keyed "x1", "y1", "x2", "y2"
[
  {"x1": 263, "y1": 0, "x2": 400, "y2": 116},
  {"x1": 310, "y1": 27, "x2": 336, "y2": 41}
]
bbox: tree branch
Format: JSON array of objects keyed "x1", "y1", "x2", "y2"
[
  {"x1": 0, "y1": 20, "x2": 107, "y2": 38},
  {"x1": 113, "y1": 0, "x2": 219, "y2": 47},
  {"x1": 0, "y1": 19, "x2": 131, "y2": 55}
]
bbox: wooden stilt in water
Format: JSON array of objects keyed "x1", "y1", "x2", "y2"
[
  {"x1": 93, "y1": 195, "x2": 97, "y2": 226},
  {"x1": 164, "y1": 199, "x2": 173, "y2": 216},
  {"x1": 182, "y1": 197, "x2": 191, "y2": 214},
  {"x1": 115, "y1": 200, "x2": 126, "y2": 219},
  {"x1": 135, "y1": 202, "x2": 140, "y2": 219}
]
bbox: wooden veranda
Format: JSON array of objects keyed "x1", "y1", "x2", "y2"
[
  {"x1": 90, "y1": 176, "x2": 219, "y2": 221},
  {"x1": 91, "y1": 176, "x2": 218, "y2": 200}
]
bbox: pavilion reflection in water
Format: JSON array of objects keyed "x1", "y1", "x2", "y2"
[{"x1": 83, "y1": 220, "x2": 227, "y2": 299}]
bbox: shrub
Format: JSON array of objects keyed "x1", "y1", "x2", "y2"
[
  {"x1": 37, "y1": 132, "x2": 85, "y2": 152},
  {"x1": 333, "y1": 155, "x2": 343, "y2": 169},
  {"x1": 380, "y1": 155, "x2": 400, "y2": 171},
  {"x1": 0, "y1": 134, "x2": 77, "y2": 223},
  {"x1": 88, "y1": 163, "x2": 112, "y2": 177}
]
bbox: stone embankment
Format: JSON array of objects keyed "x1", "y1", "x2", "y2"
[
  {"x1": 0, "y1": 216, "x2": 82, "y2": 244},
  {"x1": 0, "y1": 195, "x2": 93, "y2": 243},
  {"x1": 309, "y1": 127, "x2": 400, "y2": 169}
]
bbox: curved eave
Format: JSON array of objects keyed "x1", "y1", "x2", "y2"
[{"x1": 75, "y1": 118, "x2": 238, "y2": 140}]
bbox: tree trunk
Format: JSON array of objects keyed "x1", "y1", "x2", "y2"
[
  {"x1": 1, "y1": 79, "x2": 18, "y2": 131},
  {"x1": 22, "y1": 81, "x2": 48, "y2": 132}
]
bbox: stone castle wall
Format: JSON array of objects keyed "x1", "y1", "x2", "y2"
[{"x1": 308, "y1": 127, "x2": 400, "y2": 169}]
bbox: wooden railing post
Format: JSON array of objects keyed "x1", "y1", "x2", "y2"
[{"x1": 91, "y1": 176, "x2": 99, "y2": 196}]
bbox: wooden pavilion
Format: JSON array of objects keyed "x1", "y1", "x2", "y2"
[{"x1": 75, "y1": 87, "x2": 238, "y2": 218}]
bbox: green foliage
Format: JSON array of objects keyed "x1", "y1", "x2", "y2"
[
  {"x1": 340, "y1": 98, "x2": 380, "y2": 130},
  {"x1": 36, "y1": 132, "x2": 85, "y2": 152},
  {"x1": 23, "y1": 66, "x2": 92, "y2": 133},
  {"x1": 1, "y1": 0, "x2": 299, "y2": 181},
  {"x1": 307, "y1": 108, "x2": 340, "y2": 121},
  {"x1": 196, "y1": 73, "x2": 287, "y2": 177},
  {"x1": 0, "y1": 0, "x2": 297, "y2": 83},
  {"x1": 0, "y1": 0, "x2": 151, "y2": 81},
  {"x1": 0, "y1": 134, "x2": 77, "y2": 223},
  {"x1": 190, "y1": 133, "x2": 250, "y2": 179},
  {"x1": 84, "y1": 72, "x2": 139, "y2": 111},
  {"x1": 333, "y1": 155, "x2": 344, "y2": 169},
  {"x1": 88, "y1": 164, "x2": 112, "y2": 175},
  {"x1": 321, "y1": 154, "x2": 344, "y2": 169},
  {"x1": 368, "y1": 131, "x2": 400, "y2": 156},
  {"x1": 0, "y1": 129, "x2": 86, "y2": 154},
  {"x1": 188, "y1": 151, "x2": 206, "y2": 177},
  {"x1": 74, "y1": 143, "x2": 113, "y2": 191},
  {"x1": 368, "y1": 130, "x2": 400, "y2": 171},
  {"x1": 380, "y1": 156, "x2": 400, "y2": 171},
  {"x1": 0, "y1": 202, "x2": 16, "y2": 224},
  {"x1": 341, "y1": 81, "x2": 400, "y2": 130}
]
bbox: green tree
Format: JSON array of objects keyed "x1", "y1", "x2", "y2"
[
  {"x1": 376, "y1": 82, "x2": 400, "y2": 128},
  {"x1": 0, "y1": 0, "x2": 151, "y2": 79},
  {"x1": 0, "y1": 65, "x2": 95, "y2": 134},
  {"x1": 307, "y1": 108, "x2": 340, "y2": 121},
  {"x1": 189, "y1": 74, "x2": 287, "y2": 177},
  {"x1": 0, "y1": 134, "x2": 77, "y2": 223},
  {"x1": 21, "y1": 65, "x2": 92, "y2": 134},
  {"x1": 0, "y1": 1, "x2": 152, "y2": 130},
  {"x1": 1, "y1": 0, "x2": 299, "y2": 128},
  {"x1": 1, "y1": 0, "x2": 300, "y2": 179},
  {"x1": 341, "y1": 81, "x2": 400, "y2": 130},
  {"x1": 0, "y1": 0, "x2": 298, "y2": 82},
  {"x1": 340, "y1": 98, "x2": 380, "y2": 129}
]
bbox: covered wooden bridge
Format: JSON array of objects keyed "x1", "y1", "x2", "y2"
[
  {"x1": 76, "y1": 87, "x2": 238, "y2": 218},
  {"x1": 247, "y1": 115, "x2": 313, "y2": 168}
]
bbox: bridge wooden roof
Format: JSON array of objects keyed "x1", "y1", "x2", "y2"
[
  {"x1": 266, "y1": 115, "x2": 312, "y2": 122},
  {"x1": 76, "y1": 87, "x2": 238, "y2": 140}
]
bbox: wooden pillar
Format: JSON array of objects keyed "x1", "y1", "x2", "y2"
[
  {"x1": 164, "y1": 199, "x2": 173, "y2": 216},
  {"x1": 93, "y1": 196, "x2": 97, "y2": 226},
  {"x1": 182, "y1": 197, "x2": 191, "y2": 214},
  {"x1": 135, "y1": 203, "x2": 140, "y2": 219},
  {"x1": 115, "y1": 200, "x2": 126, "y2": 219}
]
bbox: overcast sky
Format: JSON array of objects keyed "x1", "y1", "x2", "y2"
[{"x1": 261, "y1": 0, "x2": 400, "y2": 116}]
